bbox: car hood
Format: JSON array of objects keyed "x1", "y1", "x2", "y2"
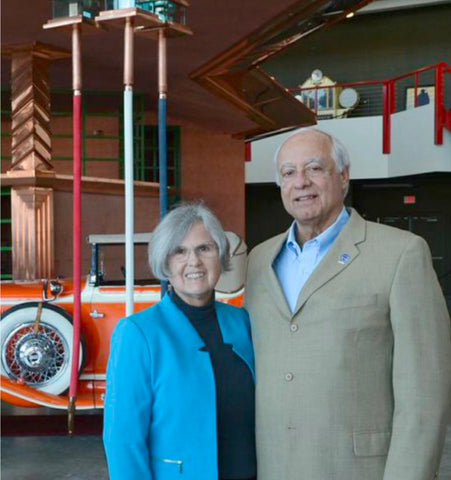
[{"x1": 0, "y1": 278, "x2": 87, "y2": 303}]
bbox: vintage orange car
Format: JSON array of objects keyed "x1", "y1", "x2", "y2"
[{"x1": 0, "y1": 232, "x2": 246, "y2": 410}]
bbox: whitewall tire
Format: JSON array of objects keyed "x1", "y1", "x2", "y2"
[{"x1": 1, "y1": 302, "x2": 85, "y2": 395}]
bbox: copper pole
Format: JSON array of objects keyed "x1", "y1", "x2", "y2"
[
  {"x1": 158, "y1": 28, "x2": 167, "y2": 96},
  {"x1": 72, "y1": 23, "x2": 82, "y2": 93},
  {"x1": 124, "y1": 17, "x2": 134, "y2": 87}
]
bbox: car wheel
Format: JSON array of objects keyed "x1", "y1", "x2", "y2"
[{"x1": 0, "y1": 302, "x2": 85, "y2": 395}]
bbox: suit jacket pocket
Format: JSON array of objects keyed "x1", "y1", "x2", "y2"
[
  {"x1": 150, "y1": 456, "x2": 183, "y2": 475},
  {"x1": 353, "y1": 431, "x2": 391, "y2": 457},
  {"x1": 333, "y1": 294, "x2": 378, "y2": 309}
]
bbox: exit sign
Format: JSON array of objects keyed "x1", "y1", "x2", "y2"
[{"x1": 403, "y1": 195, "x2": 416, "y2": 204}]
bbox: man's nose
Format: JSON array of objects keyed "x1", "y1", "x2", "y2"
[{"x1": 293, "y1": 168, "x2": 312, "y2": 187}]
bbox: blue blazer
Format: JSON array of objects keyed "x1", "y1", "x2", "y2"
[{"x1": 103, "y1": 294, "x2": 255, "y2": 480}]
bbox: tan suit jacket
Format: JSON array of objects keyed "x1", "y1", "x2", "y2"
[{"x1": 245, "y1": 208, "x2": 451, "y2": 480}]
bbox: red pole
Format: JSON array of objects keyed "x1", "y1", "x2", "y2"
[
  {"x1": 382, "y1": 82, "x2": 391, "y2": 154},
  {"x1": 68, "y1": 23, "x2": 82, "y2": 435},
  {"x1": 435, "y1": 63, "x2": 444, "y2": 145},
  {"x1": 390, "y1": 80, "x2": 396, "y2": 113},
  {"x1": 70, "y1": 93, "x2": 82, "y2": 395}
]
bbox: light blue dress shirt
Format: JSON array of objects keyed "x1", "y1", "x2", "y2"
[{"x1": 273, "y1": 208, "x2": 350, "y2": 312}]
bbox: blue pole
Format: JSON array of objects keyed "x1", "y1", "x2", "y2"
[{"x1": 159, "y1": 95, "x2": 168, "y2": 218}]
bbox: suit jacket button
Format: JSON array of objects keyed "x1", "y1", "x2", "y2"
[
  {"x1": 285, "y1": 372, "x2": 294, "y2": 381},
  {"x1": 290, "y1": 323, "x2": 299, "y2": 332}
]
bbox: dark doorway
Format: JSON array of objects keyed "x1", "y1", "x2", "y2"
[{"x1": 352, "y1": 173, "x2": 451, "y2": 312}]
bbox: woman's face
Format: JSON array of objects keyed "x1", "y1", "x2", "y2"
[{"x1": 168, "y1": 222, "x2": 221, "y2": 307}]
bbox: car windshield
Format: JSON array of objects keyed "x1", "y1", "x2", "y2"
[{"x1": 97, "y1": 243, "x2": 159, "y2": 286}]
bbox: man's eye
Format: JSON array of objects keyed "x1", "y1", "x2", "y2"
[
  {"x1": 281, "y1": 170, "x2": 294, "y2": 177},
  {"x1": 306, "y1": 165, "x2": 323, "y2": 174}
]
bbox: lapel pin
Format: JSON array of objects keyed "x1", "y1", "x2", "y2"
[{"x1": 338, "y1": 253, "x2": 351, "y2": 265}]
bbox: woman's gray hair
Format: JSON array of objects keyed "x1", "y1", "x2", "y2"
[
  {"x1": 273, "y1": 127, "x2": 351, "y2": 185},
  {"x1": 149, "y1": 202, "x2": 231, "y2": 281}
]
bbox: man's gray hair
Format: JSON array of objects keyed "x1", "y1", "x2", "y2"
[
  {"x1": 273, "y1": 127, "x2": 351, "y2": 185},
  {"x1": 149, "y1": 202, "x2": 231, "y2": 280}
]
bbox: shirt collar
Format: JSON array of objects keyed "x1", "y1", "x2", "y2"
[{"x1": 286, "y1": 207, "x2": 350, "y2": 255}]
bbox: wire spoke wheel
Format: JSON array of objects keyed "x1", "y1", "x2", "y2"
[
  {"x1": 1, "y1": 302, "x2": 85, "y2": 395},
  {"x1": 3, "y1": 322, "x2": 69, "y2": 387}
]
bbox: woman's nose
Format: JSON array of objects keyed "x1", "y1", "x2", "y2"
[{"x1": 186, "y1": 249, "x2": 201, "y2": 264}]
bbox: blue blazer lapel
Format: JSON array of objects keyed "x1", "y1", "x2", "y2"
[
  {"x1": 216, "y1": 303, "x2": 255, "y2": 380},
  {"x1": 160, "y1": 294, "x2": 206, "y2": 351}
]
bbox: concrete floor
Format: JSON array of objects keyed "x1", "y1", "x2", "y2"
[{"x1": 1, "y1": 425, "x2": 451, "y2": 479}]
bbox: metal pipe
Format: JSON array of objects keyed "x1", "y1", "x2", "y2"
[
  {"x1": 69, "y1": 23, "x2": 82, "y2": 435},
  {"x1": 124, "y1": 18, "x2": 135, "y2": 316},
  {"x1": 435, "y1": 63, "x2": 444, "y2": 145},
  {"x1": 382, "y1": 82, "x2": 391, "y2": 154},
  {"x1": 124, "y1": 17, "x2": 134, "y2": 87},
  {"x1": 414, "y1": 72, "x2": 419, "y2": 108},
  {"x1": 158, "y1": 28, "x2": 168, "y2": 297},
  {"x1": 158, "y1": 29, "x2": 167, "y2": 96},
  {"x1": 72, "y1": 24, "x2": 82, "y2": 92}
]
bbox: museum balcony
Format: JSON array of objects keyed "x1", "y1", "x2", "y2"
[{"x1": 248, "y1": 62, "x2": 451, "y2": 182}]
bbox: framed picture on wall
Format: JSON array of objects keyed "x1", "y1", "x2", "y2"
[{"x1": 405, "y1": 85, "x2": 435, "y2": 109}]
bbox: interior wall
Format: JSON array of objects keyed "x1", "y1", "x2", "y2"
[
  {"x1": 53, "y1": 190, "x2": 160, "y2": 278},
  {"x1": 180, "y1": 123, "x2": 245, "y2": 238},
  {"x1": 144, "y1": 112, "x2": 246, "y2": 238},
  {"x1": 265, "y1": 4, "x2": 451, "y2": 87}
]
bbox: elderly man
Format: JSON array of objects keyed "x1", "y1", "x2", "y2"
[{"x1": 244, "y1": 128, "x2": 451, "y2": 480}]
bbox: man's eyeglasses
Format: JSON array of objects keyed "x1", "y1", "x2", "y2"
[
  {"x1": 279, "y1": 161, "x2": 330, "y2": 183},
  {"x1": 171, "y1": 242, "x2": 218, "y2": 262}
]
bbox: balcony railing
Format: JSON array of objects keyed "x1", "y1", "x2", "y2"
[{"x1": 289, "y1": 62, "x2": 451, "y2": 154}]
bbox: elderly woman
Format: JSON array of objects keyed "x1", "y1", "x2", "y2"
[{"x1": 103, "y1": 203, "x2": 256, "y2": 480}]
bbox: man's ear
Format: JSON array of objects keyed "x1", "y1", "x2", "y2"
[{"x1": 341, "y1": 167, "x2": 350, "y2": 195}]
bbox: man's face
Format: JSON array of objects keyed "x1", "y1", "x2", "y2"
[{"x1": 277, "y1": 131, "x2": 349, "y2": 239}]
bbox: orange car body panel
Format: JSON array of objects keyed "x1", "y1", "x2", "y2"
[{"x1": 1, "y1": 278, "x2": 244, "y2": 409}]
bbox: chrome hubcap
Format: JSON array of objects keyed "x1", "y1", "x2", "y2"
[{"x1": 2, "y1": 323, "x2": 69, "y2": 387}]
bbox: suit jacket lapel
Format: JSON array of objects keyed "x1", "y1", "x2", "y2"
[{"x1": 293, "y1": 209, "x2": 367, "y2": 316}]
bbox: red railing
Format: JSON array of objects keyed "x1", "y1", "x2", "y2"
[{"x1": 289, "y1": 62, "x2": 451, "y2": 154}]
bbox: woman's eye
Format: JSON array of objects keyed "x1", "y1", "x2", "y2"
[
  {"x1": 198, "y1": 244, "x2": 210, "y2": 253},
  {"x1": 174, "y1": 247, "x2": 186, "y2": 256}
]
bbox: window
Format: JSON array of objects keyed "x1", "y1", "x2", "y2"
[
  {"x1": 135, "y1": 125, "x2": 181, "y2": 203},
  {"x1": 1, "y1": 188, "x2": 12, "y2": 280}
]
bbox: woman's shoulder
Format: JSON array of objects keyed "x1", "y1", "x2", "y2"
[
  {"x1": 114, "y1": 299, "x2": 173, "y2": 337},
  {"x1": 215, "y1": 301, "x2": 249, "y2": 320}
]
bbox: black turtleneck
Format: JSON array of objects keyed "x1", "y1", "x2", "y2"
[{"x1": 170, "y1": 291, "x2": 256, "y2": 480}]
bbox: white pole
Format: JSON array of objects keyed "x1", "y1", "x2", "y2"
[{"x1": 124, "y1": 17, "x2": 134, "y2": 316}]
